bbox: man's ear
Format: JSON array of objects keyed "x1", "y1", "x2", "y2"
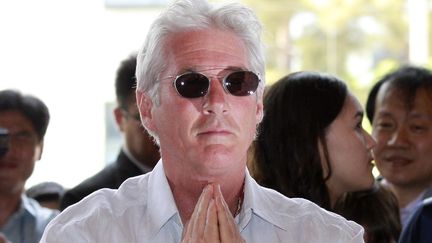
[
  {"x1": 256, "y1": 99, "x2": 264, "y2": 124},
  {"x1": 136, "y1": 90, "x2": 156, "y2": 133},
  {"x1": 113, "y1": 107, "x2": 125, "y2": 132},
  {"x1": 35, "y1": 140, "x2": 44, "y2": 161}
]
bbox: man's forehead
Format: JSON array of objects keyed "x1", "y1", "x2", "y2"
[
  {"x1": 175, "y1": 65, "x2": 246, "y2": 73},
  {"x1": 163, "y1": 29, "x2": 249, "y2": 69},
  {"x1": 376, "y1": 83, "x2": 410, "y2": 107},
  {"x1": 376, "y1": 85, "x2": 432, "y2": 119}
]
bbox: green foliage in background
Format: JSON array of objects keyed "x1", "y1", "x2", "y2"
[{"x1": 243, "y1": 0, "x2": 431, "y2": 107}]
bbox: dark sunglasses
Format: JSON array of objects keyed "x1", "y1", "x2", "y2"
[{"x1": 170, "y1": 70, "x2": 260, "y2": 98}]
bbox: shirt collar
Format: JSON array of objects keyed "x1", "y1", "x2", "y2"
[
  {"x1": 402, "y1": 190, "x2": 426, "y2": 213},
  {"x1": 237, "y1": 169, "x2": 289, "y2": 231},
  {"x1": 20, "y1": 195, "x2": 37, "y2": 218},
  {"x1": 4, "y1": 195, "x2": 37, "y2": 228},
  {"x1": 146, "y1": 162, "x2": 290, "y2": 236}
]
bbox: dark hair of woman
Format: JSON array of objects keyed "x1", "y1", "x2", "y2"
[
  {"x1": 251, "y1": 71, "x2": 347, "y2": 210},
  {"x1": 333, "y1": 184, "x2": 401, "y2": 243}
]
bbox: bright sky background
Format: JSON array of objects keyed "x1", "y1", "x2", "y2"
[{"x1": 0, "y1": 0, "x2": 163, "y2": 188}]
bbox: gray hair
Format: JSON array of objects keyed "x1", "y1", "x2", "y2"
[{"x1": 136, "y1": 0, "x2": 265, "y2": 143}]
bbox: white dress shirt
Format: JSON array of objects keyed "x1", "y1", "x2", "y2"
[{"x1": 41, "y1": 160, "x2": 364, "y2": 243}]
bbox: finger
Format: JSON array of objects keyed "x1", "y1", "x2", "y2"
[
  {"x1": 215, "y1": 184, "x2": 246, "y2": 242},
  {"x1": 183, "y1": 184, "x2": 213, "y2": 241},
  {"x1": 193, "y1": 185, "x2": 213, "y2": 235},
  {"x1": 204, "y1": 199, "x2": 220, "y2": 241},
  {"x1": 215, "y1": 184, "x2": 235, "y2": 221},
  {"x1": 215, "y1": 185, "x2": 237, "y2": 240},
  {"x1": 182, "y1": 220, "x2": 191, "y2": 240}
]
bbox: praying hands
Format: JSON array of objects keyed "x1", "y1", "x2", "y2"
[{"x1": 182, "y1": 184, "x2": 245, "y2": 243}]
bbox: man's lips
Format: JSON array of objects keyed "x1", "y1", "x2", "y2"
[
  {"x1": 383, "y1": 155, "x2": 413, "y2": 166},
  {"x1": 198, "y1": 130, "x2": 232, "y2": 136}
]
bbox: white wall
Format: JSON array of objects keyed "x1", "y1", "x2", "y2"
[{"x1": 0, "y1": 0, "x2": 162, "y2": 188}]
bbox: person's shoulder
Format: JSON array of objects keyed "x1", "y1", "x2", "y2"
[
  {"x1": 24, "y1": 195, "x2": 59, "y2": 222},
  {"x1": 71, "y1": 173, "x2": 150, "y2": 216},
  {"x1": 61, "y1": 174, "x2": 149, "y2": 220},
  {"x1": 42, "y1": 174, "x2": 151, "y2": 242},
  {"x1": 73, "y1": 162, "x2": 119, "y2": 190},
  {"x1": 256, "y1": 186, "x2": 364, "y2": 241},
  {"x1": 423, "y1": 186, "x2": 432, "y2": 199},
  {"x1": 398, "y1": 197, "x2": 432, "y2": 243},
  {"x1": 60, "y1": 162, "x2": 121, "y2": 209}
]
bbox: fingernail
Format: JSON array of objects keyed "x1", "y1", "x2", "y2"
[{"x1": 204, "y1": 184, "x2": 210, "y2": 192}]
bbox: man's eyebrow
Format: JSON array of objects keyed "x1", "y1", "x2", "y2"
[
  {"x1": 408, "y1": 112, "x2": 432, "y2": 121},
  {"x1": 376, "y1": 111, "x2": 393, "y2": 118}
]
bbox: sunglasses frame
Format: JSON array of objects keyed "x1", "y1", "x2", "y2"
[{"x1": 169, "y1": 70, "x2": 261, "y2": 98}]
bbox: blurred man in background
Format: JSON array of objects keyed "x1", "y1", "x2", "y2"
[
  {"x1": 60, "y1": 55, "x2": 160, "y2": 210},
  {"x1": 366, "y1": 65, "x2": 432, "y2": 227},
  {"x1": 0, "y1": 89, "x2": 58, "y2": 243}
]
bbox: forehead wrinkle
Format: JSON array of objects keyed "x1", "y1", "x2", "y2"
[{"x1": 180, "y1": 65, "x2": 245, "y2": 72}]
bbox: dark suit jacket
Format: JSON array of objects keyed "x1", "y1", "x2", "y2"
[
  {"x1": 398, "y1": 197, "x2": 432, "y2": 243},
  {"x1": 60, "y1": 149, "x2": 151, "y2": 210}
]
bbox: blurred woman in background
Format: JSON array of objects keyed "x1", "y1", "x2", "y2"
[{"x1": 250, "y1": 71, "x2": 376, "y2": 210}]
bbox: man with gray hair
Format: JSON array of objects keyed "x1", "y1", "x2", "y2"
[{"x1": 41, "y1": 0, "x2": 363, "y2": 242}]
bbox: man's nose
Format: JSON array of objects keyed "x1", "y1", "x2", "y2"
[
  {"x1": 202, "y1": 78, "x2": 229, "y2": 115},
  {"x1": 387, "y1": 126, "x2": 410, "y2": 147}
]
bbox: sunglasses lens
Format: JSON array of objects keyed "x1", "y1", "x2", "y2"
[
  {"x1": 175, "y1": 73, "x2": 209, "y2": 98},
  {"x1": 225, "y1": 71, "x2": 260, "y2": 96}
]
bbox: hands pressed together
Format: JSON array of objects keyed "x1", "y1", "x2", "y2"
[{"x1": 181, "y1": 184, "x2": 245, "y2": 243}]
